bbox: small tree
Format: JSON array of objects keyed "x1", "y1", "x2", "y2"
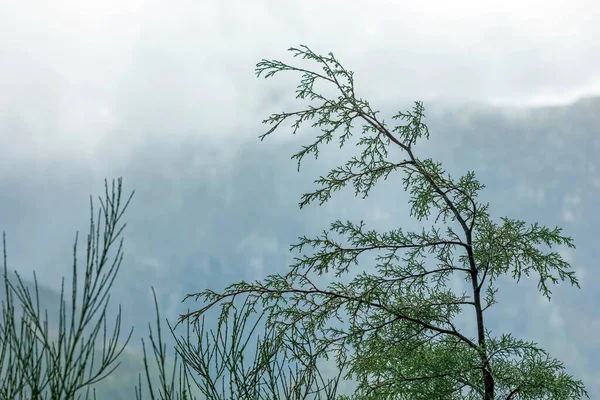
[
  {"x1": 0, "y1": 178, "x2": 329, "y2": 400},
  {"x1": 0, "y1": 179, "x2": 134, "y2": 399},
  {"x1": 137, "y1": 292, "x2": 344, "y2": 399},
  {"x1": 176, "y1": 45, "x2": 589, "y2": 399}
]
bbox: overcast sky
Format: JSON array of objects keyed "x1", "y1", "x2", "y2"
[
  {"x1": 1, "y1": 1, "x2": 599, "y2": 397},
  {"x1": 2, "y1": 0, "x2": 600, "y2": 167}
]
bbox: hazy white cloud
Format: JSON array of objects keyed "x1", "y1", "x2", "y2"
[
  {"x1": 564, "y1": 193, "x2": 582, "y2": 206},
  {"x1": 236, "y1": 231, "x2": 279, "y2": 254},
  {"x1": 248, "y1": 256, "x2": 265, "y2": 279},
  {"x1": 2, "y1": 0, "x2": 599, "y2": 168},
  {"x1": 562, "y1": 208, "x2": 576, "y2": 222},
  {"x1": 561, "y1": 194, "x2": 582, "y2": 222},
  {"x1": 549, "y1": 305, "x2": 565, "y2": 327}
]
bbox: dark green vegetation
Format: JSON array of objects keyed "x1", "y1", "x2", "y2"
[{"x1": 0, "y1": 45, "x2": 591, "y2": 399}]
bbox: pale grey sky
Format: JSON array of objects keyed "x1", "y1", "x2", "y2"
[{"x1": 2, "y1": 0, "x2": 599, "y2": 167}]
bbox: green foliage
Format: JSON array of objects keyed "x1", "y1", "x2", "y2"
[
  {"x1": 0, "y1": 179, "x2": 134, "y2": 399},
  {"x1": 1, "y1": 178, "x2": 337, "y2": 400},
  {"x1": 179, "y1": 45, "x2": 589, "y2": 399},
  {"x1": 0, "y1": 44, "x2": 589, "y2": 400}
]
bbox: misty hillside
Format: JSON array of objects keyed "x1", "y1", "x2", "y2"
[{"x1": 1, "y1": 96, "x2": 598, "y2": 398}]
